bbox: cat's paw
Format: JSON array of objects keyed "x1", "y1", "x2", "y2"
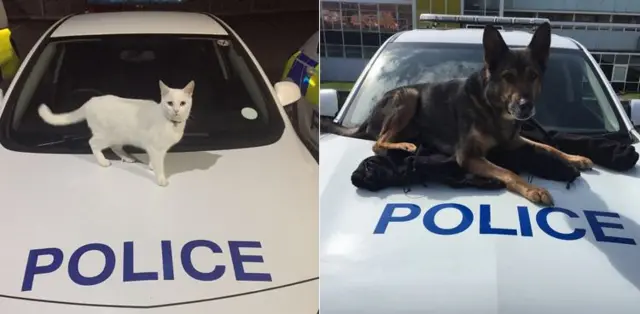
[
  {"x1": 148, "y1": 163, "x2": 154, "y2": 171},
  {"x1": 98, "y1": 159, "x2": 112, "y2": 167},
  {"x1": 156, "y1": 177, "x2": 169, "y2": 187}
]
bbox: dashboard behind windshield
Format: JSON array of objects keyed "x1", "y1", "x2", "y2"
[
  {"x1": 341, "y1": 42, "x2": 624, "y2": 135},
  {"x1": 0, "y1": 34, "x2": 284, "y2": 154}
]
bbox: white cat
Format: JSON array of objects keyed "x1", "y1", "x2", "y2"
[{"x1": 38, "y1": 80, "x2": 195, "y2": 187}]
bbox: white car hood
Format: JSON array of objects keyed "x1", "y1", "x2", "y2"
[
  {"x1": 320, "y1": 134, "x2": 640, "y2": 314},
  {"x1": 0, "y1": 131, "x2": 318, "y2": 313}
]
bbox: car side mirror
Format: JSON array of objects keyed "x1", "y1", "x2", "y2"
[
  {"x1": 274, "y1": 81, "x2": 301, "y2": 106},
  {"x1": 623, "y1": 99, "x2": 640, "y2": 126},
  {"x1": 320, "y1": 89, "x2": 339, "y2": 118}
]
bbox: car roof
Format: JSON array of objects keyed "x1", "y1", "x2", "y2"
[
  {"x1": 393, "y1": 28, "x2": 579, "y2": 49},
  {"x1": 50, "y1": 11, "x2": 228, "y2": 38}
]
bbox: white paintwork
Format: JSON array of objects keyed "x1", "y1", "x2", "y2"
[
  {"x1": 629, "y1": 99, "x2": 640, "y2": 126},
  {"x1": 300, "y1": 31, "x2": 319, "y2": 61},
  {"x1": 320, "y1": 135, "x2": 640, "y2": 314},
  {"x1": 274, "y1": 81, "x2": 302, "y2": 107},
  {"x1": 51, "y1": 12, "x2": 229, "y2": 38},
  {"x1": 319, "y1": 89, "x2": 339, "y2": 118},
  {"x1": 0, "y1": 13, "x2": 317, "y2": 313},
  {"x1": 321, "y1": 28, "x2": 640, "y2": 313}
]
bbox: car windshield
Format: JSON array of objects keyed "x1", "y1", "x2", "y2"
[
  {"x1": 341, "y1": 42, "x2": 624, "y2": 135},
  {"x1": 0, "y1": 34, "x2": 284, "y2": 153}
]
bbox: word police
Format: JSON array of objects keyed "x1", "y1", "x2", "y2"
[
  {"x1": 375, "y1": 203, "x2": 636, "y2": 245},
  {"x1": 22, "y1": 240, "x2": 271, "y2": 292}
]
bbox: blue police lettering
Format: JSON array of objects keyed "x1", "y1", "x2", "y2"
[
  {"x1": 536, "y1": 207, "x2": 586, "y2": 240},
  {"x1": 584, "y1": 210, "x2": 636, "y2": 245},
  {"x1": 69, "y1": 243, "x2": 116, "y2": 286},
  {"x1": 424, "y1": 203, "x2": 473, "y2": 235},
  {"x1": 124, "y1": 241, "x2": 158, "y2": 282},
  {"x1": 375, "y1": 202, "x2": 635, "y2": 245},
  {"x1": 180, "y1": 240, "x2": 225, "y2": 281},
  {"x1": 21, "y1": 240, "x2": 271, "y2": 292}
]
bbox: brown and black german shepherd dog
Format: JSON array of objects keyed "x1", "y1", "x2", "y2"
[{"x1": 321, "y1": 23, "x2": 594, "y2": 205}]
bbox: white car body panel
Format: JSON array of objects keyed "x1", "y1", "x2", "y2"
[
  {"x1": 0, "y1": 12, "x2": 317, "y2": 313},
  {"x1": 321, "y1": 28, "x2": 640, "y2": 313},
  {"x1": 51, "y1": 12, "x2": 229, "y2": 37},
  {"x1": 289, "y1": 31, "x2": 319, "y2": 154},
  {"x1": 300, "y1": 31, "x2": 319, "y2": 61},
  {"x1": 320, "y1": 135, "x2": 640, "y2": 314}
]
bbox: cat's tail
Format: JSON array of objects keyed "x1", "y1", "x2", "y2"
[{"x1": 38, "y1": 104, "x2": 86, "y2": 126}]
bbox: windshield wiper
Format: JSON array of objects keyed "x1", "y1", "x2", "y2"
[
  {"x1": 36, "y1": 135, "x2": 91, "y2": 147},
  {"x1": 589, "y1": 129, "x2": 638, "y2": 144}
]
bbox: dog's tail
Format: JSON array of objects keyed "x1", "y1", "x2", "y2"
[
  {"x1": 320, "y1": 116, "x2": 374, "y2": 140},
  {"x1": 38, "y1": 104, "x2": 87, "y2": 126}
]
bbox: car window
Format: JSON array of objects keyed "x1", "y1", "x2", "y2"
[
  {"x1": 341, "y1": 42, "x2": 622, "y2": 135},
  {"x1": 0, "y1": 34, "x2": 284, "y2": 153}
]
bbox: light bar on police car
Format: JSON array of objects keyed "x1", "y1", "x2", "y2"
[{"x1": 419, "y1": 14, "x2": 550, "y2": 26}]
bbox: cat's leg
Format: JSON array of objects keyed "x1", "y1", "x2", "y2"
[
  {"x1": 148, "y1": 149, "x2": 168, "y2": 186},
  {"x1": 111, "y1": 145, "x2": 136, "y2": 163},
  {"x1": 89, "y1": 136, "x2": 112, "y2": 167}
]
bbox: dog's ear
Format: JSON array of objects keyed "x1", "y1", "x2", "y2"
[
  {"x1": 528, "y1": 22, "x2": 551, "y2": 69},
  {"x1": 483, "y1": 24, "x2": 509, "y2": 71}
]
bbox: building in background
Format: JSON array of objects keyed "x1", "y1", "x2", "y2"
[{"x1": 321, "y1": 0, "x2": 640, "y2": 95}]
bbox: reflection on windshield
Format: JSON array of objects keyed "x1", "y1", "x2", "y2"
[
  {"x1": 343, "y1": 43, "x2": 622, "y2": 135},
  {"x1": 0, "y1": 35, "x2": 285, "y2": 153}
]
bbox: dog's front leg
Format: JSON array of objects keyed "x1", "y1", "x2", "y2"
[
  {"x1": 464, "y1": 156, "x2": 554, "y2": 205},
  {"x1": 516, "y1": 136, "x2": 593, "y2": 170}
]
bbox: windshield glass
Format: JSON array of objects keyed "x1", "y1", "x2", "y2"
[
  {"x1": 341, "y1": 42, "x2": 623, "y2": 135},
  {"x1": 0, "y1": 34, "x2": 284, "y2": 153}
]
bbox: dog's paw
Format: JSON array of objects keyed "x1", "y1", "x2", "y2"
[
  {"x1": 524, "y1": 186, "x2": 554, "y2": 206},
  {"x1": 397, "y1": 142, "x2": 417, "y2": 152},
  {"x1": 567, "y1": 155, "x2": 593, "y2": 170}
]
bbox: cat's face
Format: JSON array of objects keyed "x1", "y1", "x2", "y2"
[{"x1": 159, "y1": 80, "x2": 195, "y2": 123}]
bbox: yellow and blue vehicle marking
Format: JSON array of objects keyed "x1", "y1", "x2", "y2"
[
  {"x1": 0, "y1": 28, "x2": 19, "y2": 81},
  {"x1": 282, "y1": 50, "x2": 319, "y2": 108}
]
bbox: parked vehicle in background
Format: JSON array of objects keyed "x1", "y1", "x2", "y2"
[
  {"x1": 0, "y1": 0, "x2": 20, "y2": 84},
  {"x1": 282, "y1": 31, "x2": 319, "y2": 157}
]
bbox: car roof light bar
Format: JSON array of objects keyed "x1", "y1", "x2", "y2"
[{"x1": 419, "y1": 14, "x2": 550, "y2": 28}]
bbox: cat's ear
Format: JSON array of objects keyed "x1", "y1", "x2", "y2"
[
  {"x1": 159, "y1": 80, "x2": 170, "y2": 96},
  {"x1": 183, "y1": 80, "x2": 195, "y2": 96}
]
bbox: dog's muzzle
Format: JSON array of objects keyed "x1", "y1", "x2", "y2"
[{"x1": 509, "y1": 98, "x2": 536, "y2": 121}]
